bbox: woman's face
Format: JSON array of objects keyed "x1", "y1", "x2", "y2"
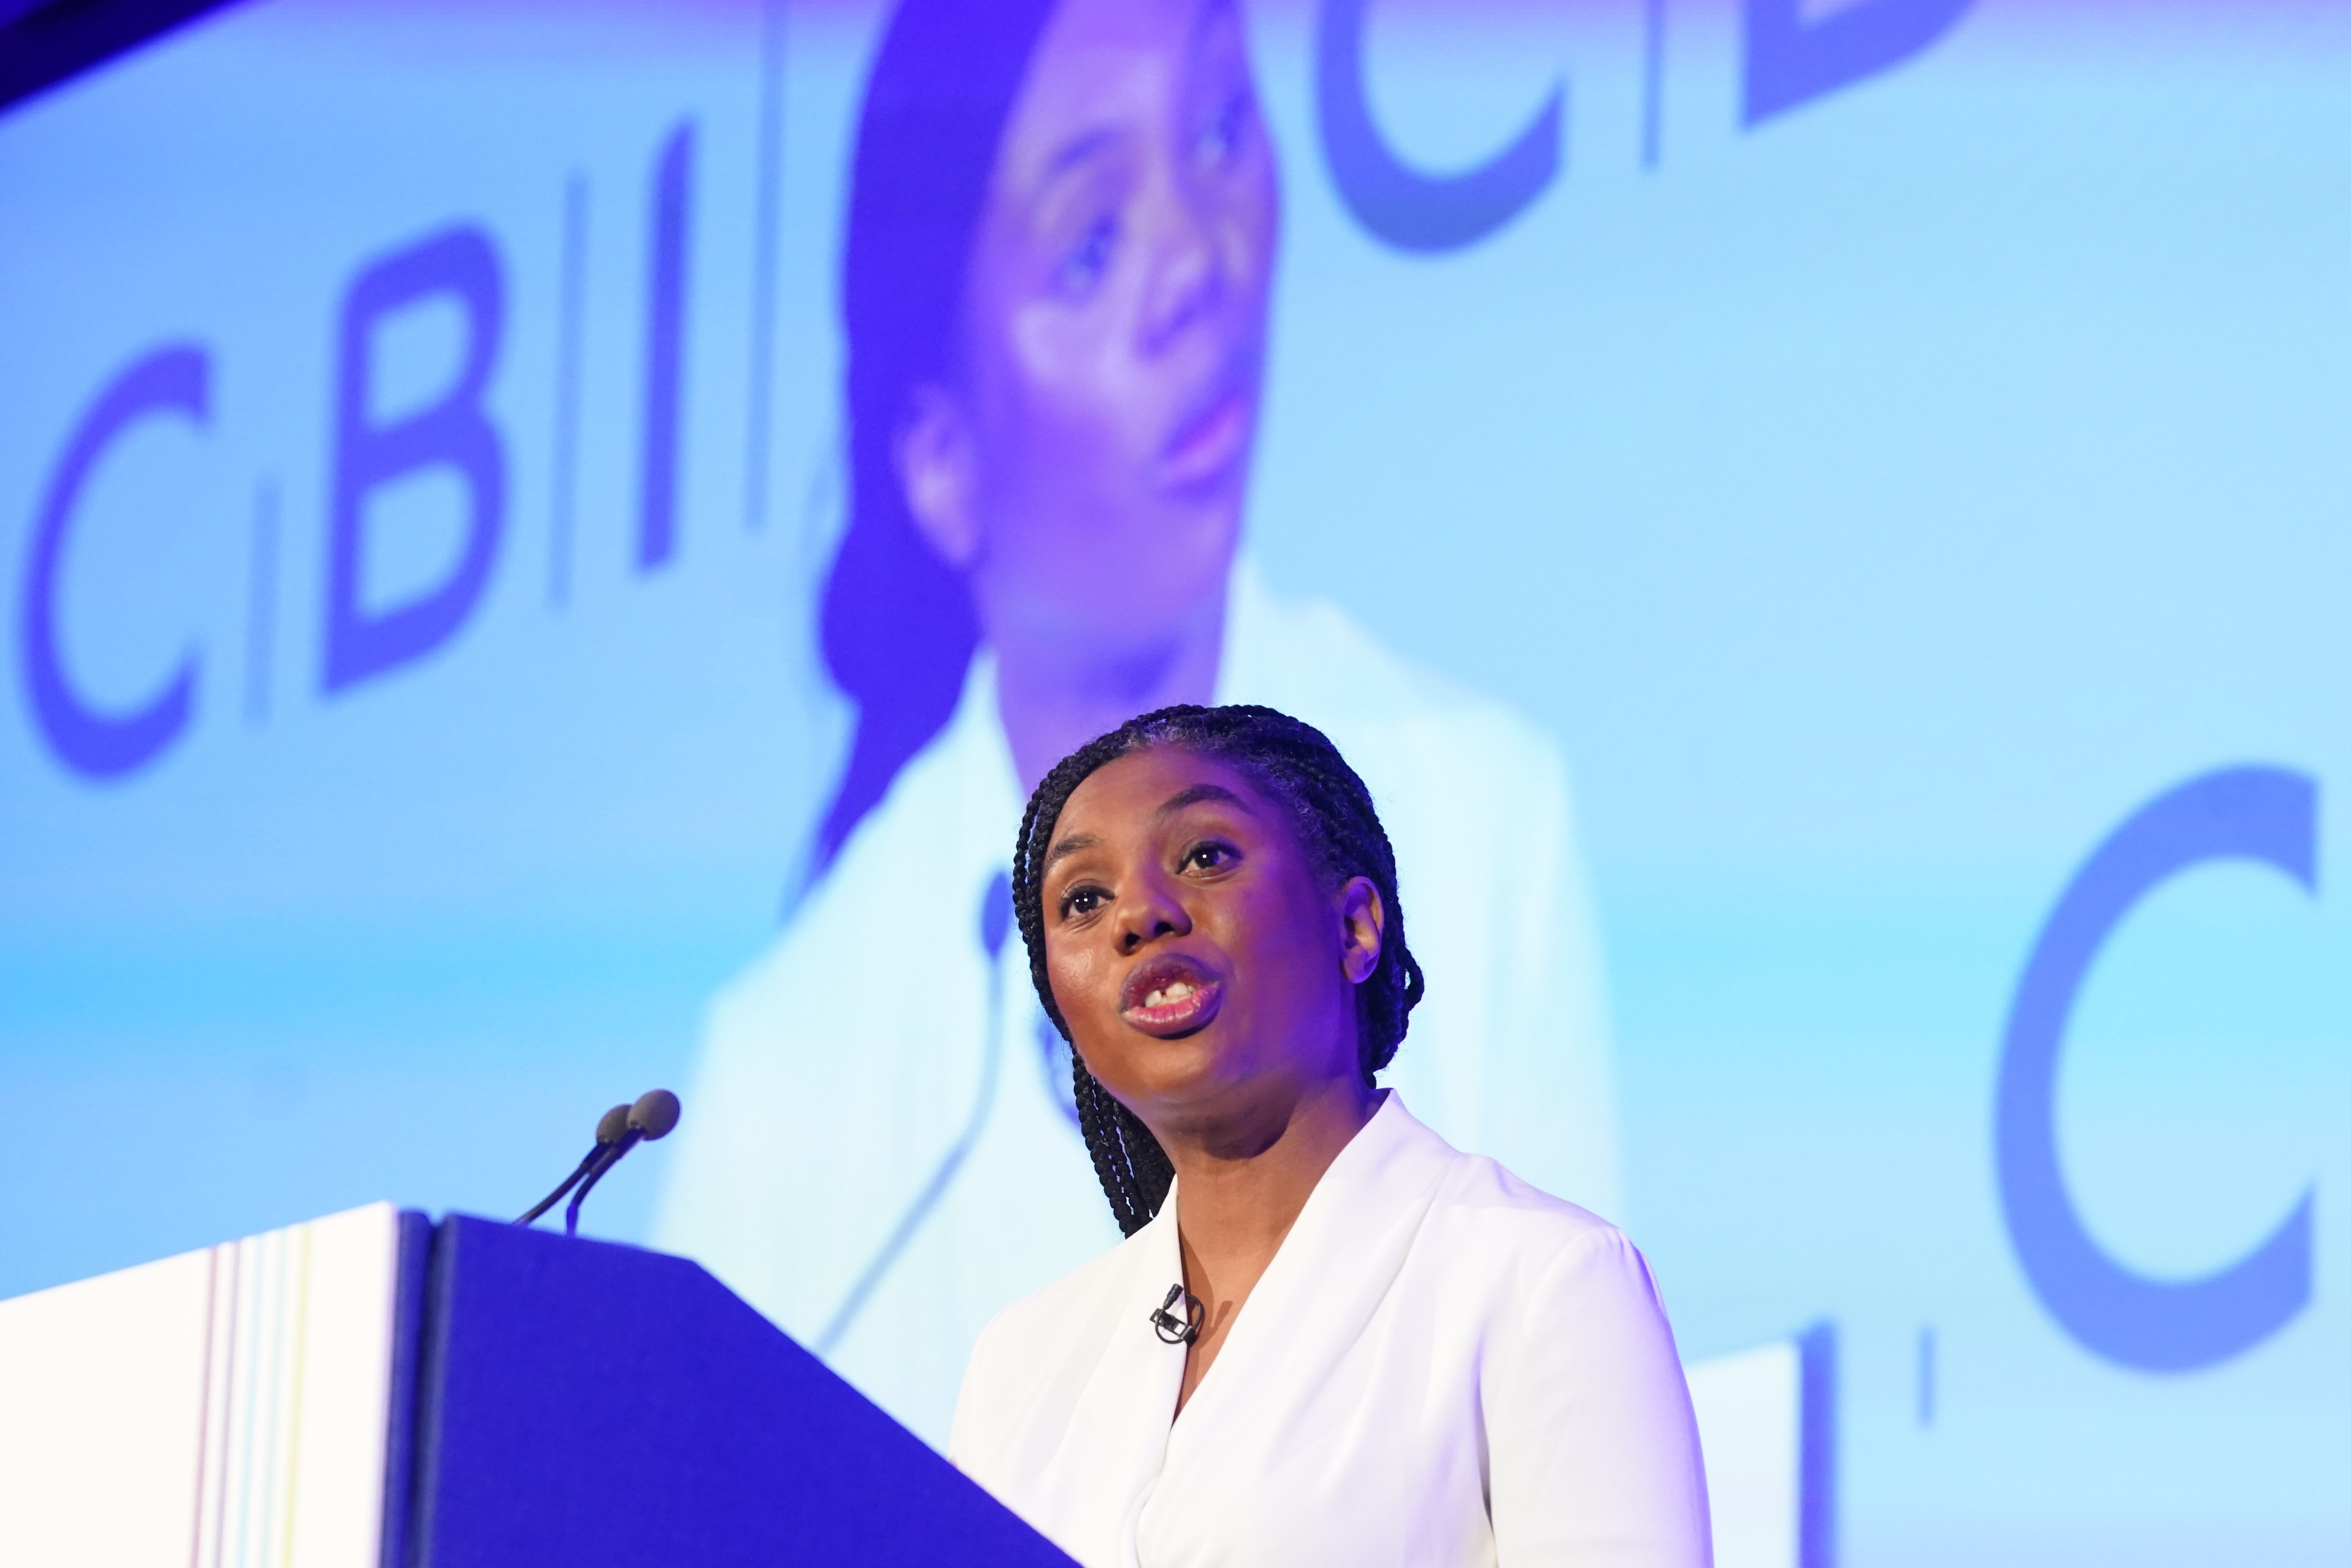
[
  {"x1": 901, "y1": 0, "x2": 1280, "y2": 666},
  {"x1": 1039, "y1": 747, "x2": 1383, "y2": 1145}
]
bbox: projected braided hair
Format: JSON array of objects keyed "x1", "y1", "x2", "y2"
[
  {"x1": 1011, "y1": 705, "x2": 1426, "y2": 1236},
  {"x1": 814, "y1": 0, "x2": 1060, "y2": 874}
]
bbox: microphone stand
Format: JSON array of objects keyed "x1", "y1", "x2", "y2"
[
  {"x1": 563, "y1": 1129, "x2": 644, "y2": 1237},
  {"x1": 516, "y1": 1146, "x2": 605, "y2": 1227},
  {"x1": 516, "y1": 1104, "x2": 632, "y2": 1227},
  {"x1": 513, "y1": 1091, "x2": 680, "y2": 1235}
]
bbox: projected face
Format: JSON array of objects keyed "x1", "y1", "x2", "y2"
[
  {"x1": 896, "y1": 0, "x2": 1279, "y2": 669},
  {"x1": 1039, "y1": 747, "x2": 1384, "y2": 1141}
]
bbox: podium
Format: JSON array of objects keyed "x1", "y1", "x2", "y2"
[
  {"x1": 3, "y1": 1204, "x2": 1830, "y2": 1568},
  {"x1": 0, "y1": 1204, "x2": 1075, "y2": 1568}
]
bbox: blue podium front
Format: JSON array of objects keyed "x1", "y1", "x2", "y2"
[{"x1": 395, "y1": 1215, "x2": 1074, "y2": 1568}]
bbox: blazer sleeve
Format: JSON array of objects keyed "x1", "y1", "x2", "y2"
[{"x1": 1486, "y1": 1227, "x2": 1713, "y2": 1567}]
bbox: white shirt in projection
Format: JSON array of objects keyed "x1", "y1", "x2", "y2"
[
  {"x1": 652, "y1": 562, "x2": 1620, "y2": 1446},
  {"x1": 948, "y1": 1093, "x2": 1710, "y2": 1568}
]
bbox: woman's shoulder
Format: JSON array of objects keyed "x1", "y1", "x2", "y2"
[
  {"x1": 1403, "y1": 1146, "x2": 1675, "y2": 1373},
  {"x1": 976, "y1": 1220, "x2": 1154, "y2": 1350},
  {"x1": 949, "y1": 1215, "x2": 1169, "y2": 1462},
  {"x1": 1395, "y1": 1111, "x2": 1643, "y2": 1293},
  {"x1": 707, "y1": 687, "x2": 1016, "y2": 1031}
]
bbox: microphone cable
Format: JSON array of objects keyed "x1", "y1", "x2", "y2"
[{"x1": 815, "y1": 871, "x2": 1011, "y2": 1355}]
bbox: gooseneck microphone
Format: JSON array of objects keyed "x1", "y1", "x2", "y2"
[
  {"x1": 514, "y1": 1089, "x2": 683, "y2": 1235},
  {"x1": 561, "y1": 1089, "x2": 681, "y2": 1236}
]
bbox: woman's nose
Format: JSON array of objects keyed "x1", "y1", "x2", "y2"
[
  {"x1": 1116, "y1": 877, "x2": 1192, "y2": 954},
  {"x1": 1139, "y1": 185, "x2": 1226, "y2": 353}
]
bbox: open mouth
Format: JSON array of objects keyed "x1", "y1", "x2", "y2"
[
  {"x1": 1119, "y1": 953, "x2": 1225, "y2": 1037},
  {"x1": 1157, "y1": 373, "x2": 1257, "y2": 495}
]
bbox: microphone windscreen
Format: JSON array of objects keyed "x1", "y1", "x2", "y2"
[
  {"x1": 596, "y1": 1103, "x2": 632, "y2": 1145},
  {"x1": 630, "y1": 1088, "x2": 681, "y2": 1140}
]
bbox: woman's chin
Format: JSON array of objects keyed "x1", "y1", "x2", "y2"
[
  {"x1": 995, "y1": 508, "x2": 1235, "y2": 658},
  {"x1": 1099, "y1": 1036, "x2": 1240, "y2": 1114}
]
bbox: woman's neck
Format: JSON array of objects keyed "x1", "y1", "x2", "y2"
[
  {"x1": 1164, "y1": 1073, "x2": 1380, "y2": 1413},
  {"x1": 991, "y1": 600, "x2": 1226, "y2": 791}
]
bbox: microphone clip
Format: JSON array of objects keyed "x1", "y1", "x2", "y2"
[{"x1": 1150, "y1": 1283, "x2": 1203, "y2": 1346}]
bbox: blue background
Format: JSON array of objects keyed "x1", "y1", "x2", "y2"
[{"x1": 4, "y1": 0, "x2": 2348, "y2": 1559}]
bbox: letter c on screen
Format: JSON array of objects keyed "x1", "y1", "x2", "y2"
[
  {"x1": 1315, "y1": 0, "x2": 1560, "y2": 253},
  {"x1": 1997, "y1": 765, "x2": 2317, "y2": 1372},
  {"x1": 18, "y1": 344, "x2": 208, "y2": 780}
]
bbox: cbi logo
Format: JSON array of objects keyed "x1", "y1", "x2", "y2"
[
  {"x1": 16, "y1": 0, "x2": 1981, "y2": 783},
  {"x1": 16, "y1": 124, "x2": 698, "y2": 781}
]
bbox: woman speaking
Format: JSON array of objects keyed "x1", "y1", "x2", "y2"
[{"x1": 952, "y1": 706, "x2": 1709, "y2": 1567}]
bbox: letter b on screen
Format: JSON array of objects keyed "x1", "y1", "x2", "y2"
[{"x1": 325, "y1": 226, "x2": 506, "y2": 694}]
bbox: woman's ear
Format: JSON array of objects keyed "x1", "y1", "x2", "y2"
[
  {"x1": 895, "y1": 382, "x2": 982, "y2": 570},
  {"x1": 1338, "y1": 876, "x2": 1385, "y2": 985}
]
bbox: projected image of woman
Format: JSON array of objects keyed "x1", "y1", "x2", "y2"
[{"x1": 656, "y1": 0, "x2": 1618, "y2": 1446}]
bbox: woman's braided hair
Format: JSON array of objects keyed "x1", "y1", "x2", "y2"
[{"x1": 1011, "y1": 704, "x2": 1426, "y2": 1235}]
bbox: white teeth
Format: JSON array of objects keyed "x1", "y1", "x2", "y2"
[{"x1": 1141, "y1": 980, "x2": 1198, "y2": 1009}]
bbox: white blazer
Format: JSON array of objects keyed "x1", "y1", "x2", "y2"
[
  {"x1": 655, "y1": 563, "x2": 1620, "y2": 1445},
  {"x1": 949, "y1": 1094, "x2": 1711, "y2": 1568}
]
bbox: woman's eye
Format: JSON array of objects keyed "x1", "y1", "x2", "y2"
[
  {"x1": 1053, "y1": 212, "x2": 1119, "y2": 297},
  {"x1": 1185, "y1": 842, "x2": 1236, "y2": 873},
  {"x1": 1199, "y1": 90, "x2": 1251, "y2": 165},
  {"x1": 1059, "y1": 884, "x2": 1108, "y2": 919}
]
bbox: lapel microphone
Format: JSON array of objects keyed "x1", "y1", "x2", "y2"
[{"x1": 1151, "y1": 1283, "x2": 1204, "y2": 1345}]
